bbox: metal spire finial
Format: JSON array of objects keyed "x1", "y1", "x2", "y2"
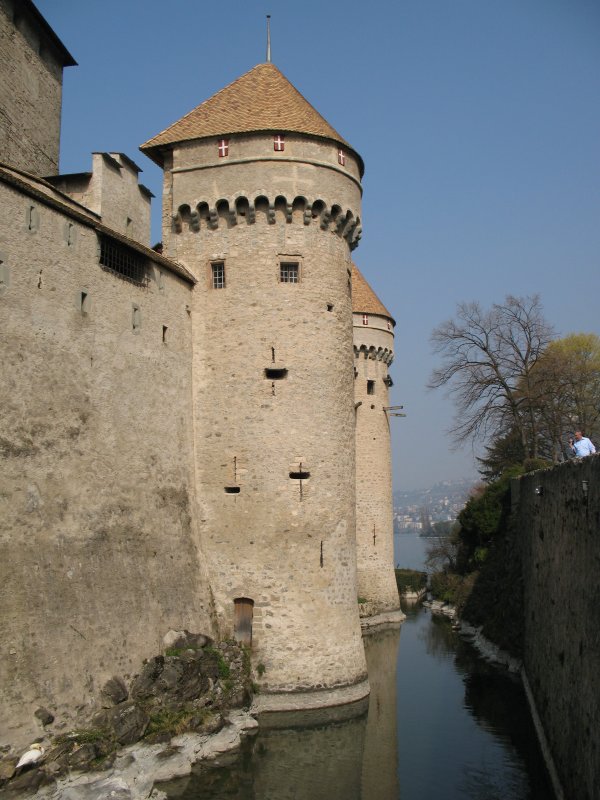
[{"x1": 266, "y1": 15, "x2": 271, "y2": 62}]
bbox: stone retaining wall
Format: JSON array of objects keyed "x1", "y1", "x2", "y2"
[{"x1": 512, "y1": 455, "x2": 599, "y2": 800}]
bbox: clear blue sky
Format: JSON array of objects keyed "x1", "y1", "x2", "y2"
[{"x1": 36, "y1": 0, "x2": 600, "y2": 491}]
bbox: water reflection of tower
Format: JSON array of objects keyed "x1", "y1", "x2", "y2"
[
  {"x1": 253, "y1": 711, "x2": 367, "y2": 800},
  {"x1": 361, "y1": 626, "x2": 401, "y2": 800}
]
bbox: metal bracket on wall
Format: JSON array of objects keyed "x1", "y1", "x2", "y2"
[{"x1": 384, "y1": 405, "x2": 406, "y2": 417}]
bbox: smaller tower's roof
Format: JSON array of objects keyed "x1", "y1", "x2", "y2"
[
  {"x1": 352, "y1": 264, "x2": 395, "y2": 324},
  {"x1": 140, "y1": 63, "x2": 363, "y2": 173}
]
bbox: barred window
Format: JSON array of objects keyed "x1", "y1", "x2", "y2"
[
  {"x1": 280, "y1": 262, "x2": 299, "y2": 283},
  {"x1": 99, "y1": 236, "x2": 148, "y2": 286},
  {"x1": 212, "y1": 261, "x2": 225, "y2": 289}
]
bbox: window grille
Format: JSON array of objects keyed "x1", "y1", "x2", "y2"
[
  {"x1": 280, "y1": 262, "x2": 299, "y2": 283},
  {"x1": 99, "y1": 236, "x2": 148, "y2": 286},
  {"x1": 212, "y1": 261, "x2": 225, "y2": 289}
]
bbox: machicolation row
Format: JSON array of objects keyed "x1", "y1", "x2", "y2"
[
  {"x1": 174, "y1": 195, "x2": 362, "y2": 249},
  {"x1": 354, "y1": 344, "x2": 394, "y2": 365}
]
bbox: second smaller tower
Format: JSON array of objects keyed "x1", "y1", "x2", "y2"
[{"x1": 353, "y1": 265, "x2": 400, "y2": 615}]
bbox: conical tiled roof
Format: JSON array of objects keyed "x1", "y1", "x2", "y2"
[
  {"x1": 352, "y1": 264, "x2": 395, "y2": 324},
  {"x1": 140, "y1": 63, "x2": 362, "y2": 171}
]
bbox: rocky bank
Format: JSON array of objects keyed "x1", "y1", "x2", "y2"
[{"x1": 0, "y1": 632, "x2": 255, "y2": 800}]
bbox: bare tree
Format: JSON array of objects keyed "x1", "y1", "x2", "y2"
[
  {"x1": 424, "y1": 522, "x2": 459, "y2": 572},
  {"x1": 429, "y1": 295, "x2": 555, "y2": 457}
]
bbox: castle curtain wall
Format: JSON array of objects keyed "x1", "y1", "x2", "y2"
[{"x1": 0, "y1": 180, "x2": 215, "y2": 747}]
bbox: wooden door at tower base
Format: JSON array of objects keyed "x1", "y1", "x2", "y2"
[{"x1": 234, "y1": 597, "x2": 254, "y2": 646}]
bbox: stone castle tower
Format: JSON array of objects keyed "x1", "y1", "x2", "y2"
[
  {"x1": 352, "y1": 266, "x2": 399, "y2": 613},
  {"x1": 140, "y1": 63, "x2": 370, "y2": 708}
]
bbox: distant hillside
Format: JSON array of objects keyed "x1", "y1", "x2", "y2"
[{"x1": 394, "y1": 478, "x2": 476, "y2": 532}]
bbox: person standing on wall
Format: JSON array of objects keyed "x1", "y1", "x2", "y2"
[{"x1": 569, "y1": 429, "x2": 596, "y2": 457}]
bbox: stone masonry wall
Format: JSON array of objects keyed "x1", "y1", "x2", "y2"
[
  {"x1": 514, "y1": 455, "x2": 600, "y2": 800},
  {"x1": 353, "y1": 315, "x2": 399, "y2": 613},
  {"x1": 0, "y1": 181, "x2": 215, "y2": 750},
  {"x1": 0, "y1": 0, "x2": 63, "y2": 176}
]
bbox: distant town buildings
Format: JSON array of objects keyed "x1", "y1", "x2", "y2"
[{"x1": 393, "y1": 479, "x2": 474, "y2": 532}]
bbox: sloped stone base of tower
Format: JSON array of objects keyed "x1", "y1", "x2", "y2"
[
  {"x1": 358, "y1": 567, "x2": 403, "y2": 617},
  {"x1": 360, "y1": 609, "x2": 406, "y2": 630},
  {"x1": 250, "y1": 677, "x2": 370, "y2": 715}
]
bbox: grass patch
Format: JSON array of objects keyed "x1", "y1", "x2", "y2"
[
  {"x1": 164, "y1": 646, "x2": 195, "y2": 657},
  {"x1": 395, "y1": 568, "x2": 427, "y2": 593},
  {"x1": 54, "y1": 728, "x2": 112, "y2": 746},
  {"x1": 241, "y1": 646, "x2": 252, "y2": 677},
  {"x1": 146, "y1": 707, "x2": 211, "y2": 738}
]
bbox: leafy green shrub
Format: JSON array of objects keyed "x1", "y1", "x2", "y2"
[
  {"x1": 205, "y1": 646, "x2": 231, "y2": 679},
  {"x1": 455, "y1": 467, "x2": 522, "y2": 572},
  {"x1": 473, "y1": 546, "x2": 488, "y2": 564},
  {"x1": 429, "y1": 570, "x2": 476, "y2": 612}
]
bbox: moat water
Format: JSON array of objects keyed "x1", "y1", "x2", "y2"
[{"x1": 160, "y1": 533, "x2": 553, "y2": 799}]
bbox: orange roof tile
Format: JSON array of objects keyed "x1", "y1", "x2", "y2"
[
  {"x1": 352, "y1": 264, "x2": 395, "y2": 323},
  {"x1": 140, "y1": 63, "x2": 362, "y2": 171}
]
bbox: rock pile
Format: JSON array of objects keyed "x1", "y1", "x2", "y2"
[{"x1": 0, "y1": 633, "x2": 254, "y2": 797}]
